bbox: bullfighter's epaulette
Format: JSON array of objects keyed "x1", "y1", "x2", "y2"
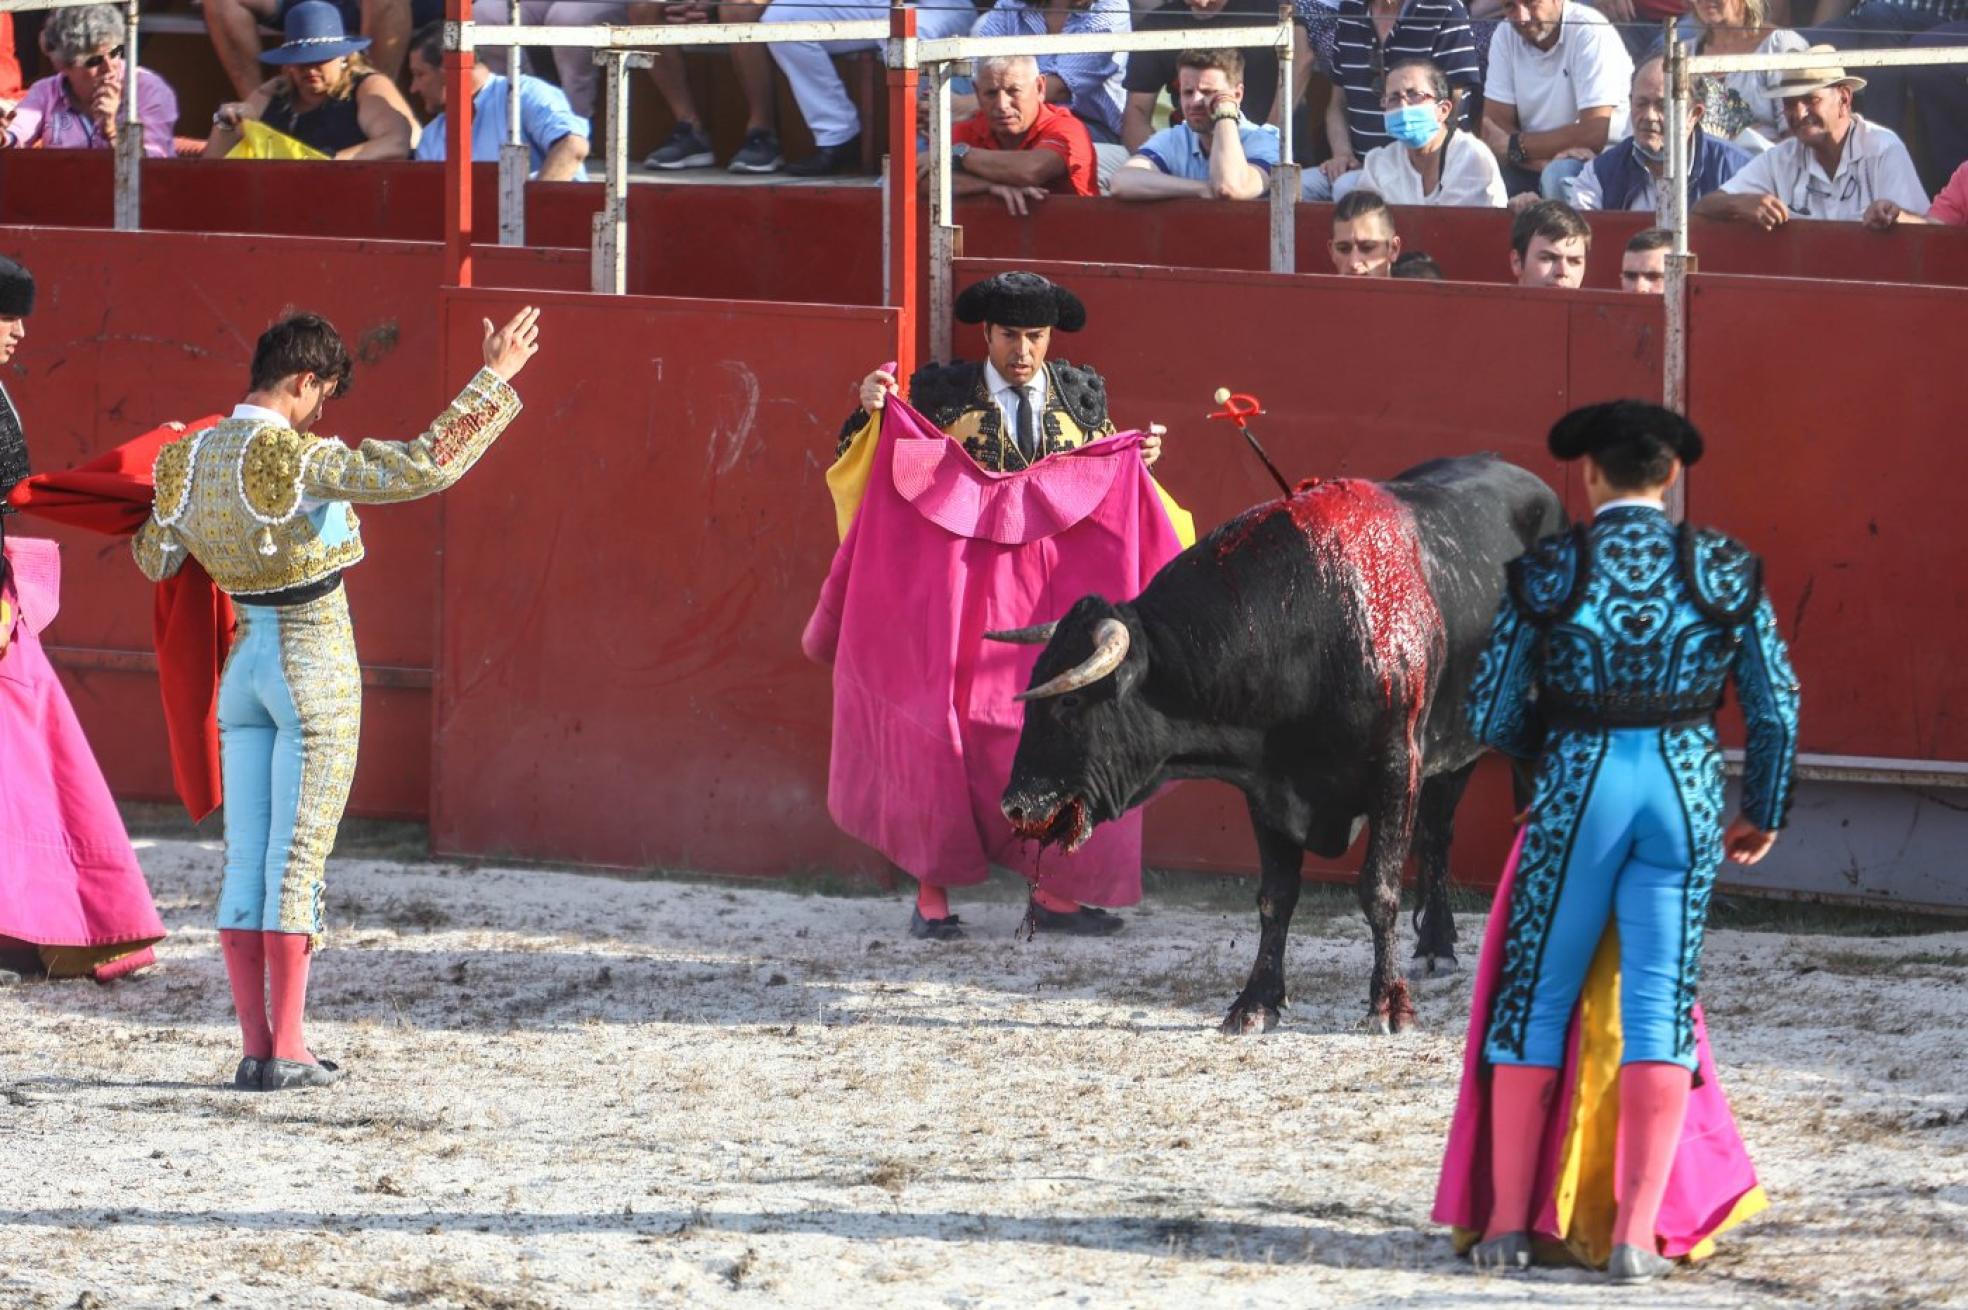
[
  {"x1": 1679, "y1": 523, "x2": 1764, "y2": 626},
  {"x1": 906, "y1": 360, "x2": 988, "y2": 430},
  {"x1": 1046, "y1": 360, "x2": 1109, "y2": 433},
  {"x1": 1506, "y1": 525, "x2": 1589, "y2": 623}
]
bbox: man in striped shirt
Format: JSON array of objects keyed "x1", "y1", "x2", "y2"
[{"x1": 1304, "y1": 0, "x2": 1481, "y2": 202}]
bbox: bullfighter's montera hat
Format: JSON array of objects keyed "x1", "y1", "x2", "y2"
[
  {"x1": 954, "y1": 271, "x2": 1087, "y2": 333},
  {"x1": 1548, "y1": 399, "x2": 1704, "y2": 468},
  {"x1": 0, "y1": 256, "x2": 35, "y2": 319}
]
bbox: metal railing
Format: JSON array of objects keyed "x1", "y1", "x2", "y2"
[{"x1": 1, "y1": 0, "x2": 145, "y2": 230}]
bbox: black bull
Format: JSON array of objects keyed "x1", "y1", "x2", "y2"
[{"x1": 992, "y1": 455, "x2": 1564, "y2": 1034}]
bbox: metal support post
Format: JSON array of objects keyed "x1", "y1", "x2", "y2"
[
  {"x1": 886, "y1": 3, "x2": 920, "y2": 388},
  {"x1": 443, "y1": 10, "x2": 476, "y2": 286},
  {"x1": 1267, "y1": 8, "x2": 1296, "y2": 273},
  {"x1": 927, "y1": 62, "x2": 959, "y2": 364},
  {"x1": 592, "y1": 50, "x2": 652, "y2": 294},
  {"x1": 1661, "y1": 23, "x2": 1694, "y2": 520},
  {"x1": 499, "y1": 1, "x2": 527, "y2": 245},
  {"x1": 112, "y1": 0, "x2": 140, "y2": 230}
]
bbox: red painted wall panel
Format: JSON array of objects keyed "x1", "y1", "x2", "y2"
[
  {"x1": 428, "y1": 288, "x2": 900, "y2": 875},
  {"x1": 6, "y1": 155, "x2": 1967, "y2": 303},
  {"x1": 1686, "y1": 274, "x2": 1968, "y2": 763}
]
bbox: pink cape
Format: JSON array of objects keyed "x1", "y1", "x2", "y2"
[
  {"x1": 802, "y1": 398, "x2": 1186, "y2": 903},
  {"x1": 1432, "y1": 828, "x2": 1764, "y2": 1261},
  {"x1": 0, "y1": 537, "x2": 166, "y2": 979}
]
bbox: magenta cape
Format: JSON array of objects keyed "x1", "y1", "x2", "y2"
[
  {"x1": 1432, "y1": 828, "x2": 1766, "y2": 1265},
  {"x1": 802, "y1": 399, "x2": 1187, "y2": 902},
  {"x1": 0, "y1": 537, "x2": 165, "y2": 979}
]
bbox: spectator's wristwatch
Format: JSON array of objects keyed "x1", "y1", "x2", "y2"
[
  {"x1": 951, "y1": 143, "x2": 972, "y2": 172},
  {"x1": 1506, "y1": 133, "x2": 1527, "y2": 167}
]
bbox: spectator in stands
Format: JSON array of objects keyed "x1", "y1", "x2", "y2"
[
  {"x1": 405, "y1": 21, "x2": 588, "y2": 180},
  {"x1": 964, "y1": 0, "x2": 1134, "y2": 180},
  {"x1": 0, "y1": 4, "x2": 177, "y2": 156},
  {"x1": 1510, "y1": 197, "x2": 1590, "y2": 285},
  {"x1": 1112, "y1": 48, "x2": 1277, "y2": 200},
  {"x1": 935, "y1": 54, "x2": 1098, "y2": 214},
  {"x1": 1307, "y1": 0, "x2": 1482, "y2": 201},
  {"x1": 1328, "y1": 189, "x2": 1403, "y2": 274},
  {"x1": 1879, "y1": 159, "x2": 1967, "y2": 225},
  {"x1": 1803, "y1": 0, "x2": 1960, "y2": 152},
  {"x1": 1479, "y1": 0, "x2": 1633, "y2": 199},
  {"x1": 208, "y1": 0, "x2": 432, "y2": 101},
  {"x1": 1620, "y1": 225, "x2": 1671, "y2": 291},
  {"x1": 630, "y1": 0, "x2": 783, "y2": 173},
  {"x1": 1391, "y1": 249, "x2": 1446, "y2": 277},
  {"x1": 760, "y1": 0, "x2": 978, "y2": 176},
  {"x1": 1571, "y1": 54, "x2": 1747, "y2": 210},
  {"x1": 471, "y1": 0, "x2": 629, "y2": 120},
  {"x1": 1689, "y1": 0, "x2": 1808, "y2": 151},
  {"x1": 1121, "y1": 0, "x2": 1283, "y2": 151},
  {"x1": 1695, "y1": 48, "x2": 1928, "y2": 226},
  {"x1": 1353, "y1": 57, "x2": 1508, "y2": 206},
  {"x1": 1594, "y1": 0, "x2": 1687, "y2": 61},
  {"x1": 206, "y1": 2, "x2": 418, "y2": 161}
]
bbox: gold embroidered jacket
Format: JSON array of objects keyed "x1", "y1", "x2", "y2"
[
  {"x1": 133, "y1": 368, "x2": 522, "y2": 595},
  {"x1": 837, "y1": 360, "x2": 1115, "y2": 473}
]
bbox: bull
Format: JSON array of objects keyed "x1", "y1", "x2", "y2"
[{"x1": 991, "y1": 455, "x2": 1563, "y2": 1034}]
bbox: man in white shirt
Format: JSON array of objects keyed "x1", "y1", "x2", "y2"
[
  {"x1": 1696, "y1": 47, "x2": 1929, "y2": 229},
  {"x1": 1478, "y1": 0, "x2": 1632, "y2": 201},
  {"x1": 1354, "y1": 57, "x2": 1507, "y2": 207}
]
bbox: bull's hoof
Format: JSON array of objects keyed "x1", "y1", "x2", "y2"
[
  {"x1": 1365, "y1": 981, "x2": 1418, "y2": 1034},
  {"x1": 1218, "y1": 1002, "x2": 1280, "y2": 1036},
  {"x1": 1409, "y1": 953, "x2": 1461, "y2": 982}
]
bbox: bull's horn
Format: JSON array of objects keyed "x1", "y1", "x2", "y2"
[
  {"x1": 1016, "y1": 618, "x2": 1130, "y2": 701},
  {"x1": 984, "y1": 622, "x2": 1058, "y2": 644}
]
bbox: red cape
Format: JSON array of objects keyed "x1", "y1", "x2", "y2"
[{"x1": 6, "y1": 418, "x2": 232, "y2": 821}]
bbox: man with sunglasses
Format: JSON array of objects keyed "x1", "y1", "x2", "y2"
[
  {"x1": 1328, "y1": 189, "x2": 1404, "y2": 274},
  {"x1": 0, "y1": 4, "x2": 177, "y2": 156}
]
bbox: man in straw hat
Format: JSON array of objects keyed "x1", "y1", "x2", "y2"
[
  {"x1": 832, "y1": 271, "x2": 1174, "y2": 942},
  {"x1": 1695, "y1": 45, "x2": 1928, "y2": 228}
]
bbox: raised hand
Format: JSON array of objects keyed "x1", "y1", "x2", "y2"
[{"x1": 482, "y1": 306, "x2": 542, "y2": 382}]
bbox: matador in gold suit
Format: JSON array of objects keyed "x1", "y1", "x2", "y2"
[{"x1": 132, "y1": 308, "x2": 540, "y2": 1092}]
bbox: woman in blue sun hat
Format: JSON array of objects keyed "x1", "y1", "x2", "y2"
[{"x1": 204, "y1": 0, "x2": 419, "y2": 159}]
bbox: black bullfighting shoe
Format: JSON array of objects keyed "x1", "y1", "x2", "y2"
[
  {"x1": 1025, "y1": 900, "x2": 1126, "y2": 936},
  {"x1": 1607, "y1": 1244, "x2": 1675, "y2": 1284},
  {"x1": 1469, "y1": 1231, "x2": 1531, "y2": 1272},
  {"x1": 233, "y1": 1057, "x2": 266, "y2": 1091},
  {"x1": 261, "y1": 1057, "x2": 343, "y2": 1091},
  {"x1": 909, "y1": 908, "x2": 965, "y2": 941}
]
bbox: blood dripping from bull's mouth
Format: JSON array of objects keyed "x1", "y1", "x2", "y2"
[{"x1": 1217, "y1": 478, "x2": 1445, "y2": 799}]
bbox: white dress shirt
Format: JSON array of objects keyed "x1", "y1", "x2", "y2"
[{"x1": 984, "y1": 359, "x2": 1049, "y2": 461}]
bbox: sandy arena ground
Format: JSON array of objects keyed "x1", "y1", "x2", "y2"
[{"x1": 3, "y1": 837, "x2": 1967, "y2": 1309}]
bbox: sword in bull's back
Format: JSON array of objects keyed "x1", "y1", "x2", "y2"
[{"x1": 1207, "y1": 388, "x2": 1292, "y2": 498}]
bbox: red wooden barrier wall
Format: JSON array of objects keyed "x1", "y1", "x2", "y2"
[
  {"x1": 6, "y1": 155, "x2": 1968, "y2": 303},
  {"x1": 1686, "y1": 273, "x2": 1968, "y2": 762},
  {"x1": 428, "y1": 288, "x2": 899, "y2": 875}
]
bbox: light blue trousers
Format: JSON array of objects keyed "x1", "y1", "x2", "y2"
[
  {"x1": 1486, "y1": 728, "x2": 1714, "y2": 1072},
  {"x1": 216, "y1": 590, "x2": 361, "y2": 938}
]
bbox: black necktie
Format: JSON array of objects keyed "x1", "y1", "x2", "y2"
[{"x1": 1014, "y1": 387, "x2": 1037, "y2": 462}]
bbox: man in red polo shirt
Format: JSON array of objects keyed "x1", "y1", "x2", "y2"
[{"x1": 924, "y1": 53, "x2": 1098, "y2": 214}]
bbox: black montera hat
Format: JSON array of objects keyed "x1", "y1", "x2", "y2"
[
  {"x1": 954, "y1": 271, "x2": 1087, "y2": 333},
  {"x1": 0, "y1": 256, "x2": 34, "y2": 319},
  {"x1": 1548, "y1": 399, "x2": 1704, "y2": 468}
]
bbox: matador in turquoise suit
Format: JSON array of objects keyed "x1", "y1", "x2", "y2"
[
  {"x1": 1463, "y1": 400, "x2": 1800, "y2": 1284},
  {"x1": 133, "y1": 307, "x2": 541, "y2": 1093}
]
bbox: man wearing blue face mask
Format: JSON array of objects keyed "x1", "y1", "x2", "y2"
[
  {"x1": 1356, "y1": 57, "x2": 1508, "y2": 206},
  {"x1": 1571, "y1": 53, "x2": 1749, "y2": 212}
]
